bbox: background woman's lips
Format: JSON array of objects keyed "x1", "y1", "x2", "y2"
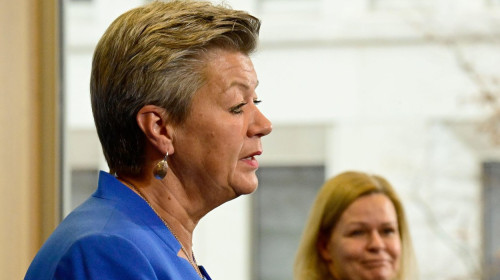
[{"x1": 362, "y1": 259, "x2": 391, "y2": 268}]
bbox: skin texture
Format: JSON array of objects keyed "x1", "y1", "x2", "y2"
[
  {"x1": 126, "y1": 48, "x2": 272, "y2": 267},
  {"x1": 170, "y1": 49, "x2": 273, "y2": 206},
  {"x1": 319, "y1": 194, "x2": 401, "y2": 280}
]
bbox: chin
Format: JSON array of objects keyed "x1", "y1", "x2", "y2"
[
  {"x1": 366, "y1": 271, "x2": 396, "y2": 280},
  {"x1": 236, "y1": 184, "x2": 258, "y2": 195},
  {"x1": 235, "y1": 181, "x2": 259, "y2": 195},
  {"x1": 231, "y1": 174, "x2": 259, "y2": 195}
]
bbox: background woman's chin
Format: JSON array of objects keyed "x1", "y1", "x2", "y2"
[{"x1": 363, "y1": 268, "x2": 396, "y2": 280}]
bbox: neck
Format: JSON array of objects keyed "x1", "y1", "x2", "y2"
[
  {"x1": 118, "y1": 175, "x2": 206, "y2": 278},
  {"x1": 118, "y1": 175, "x2": 197, "y2": 256}
]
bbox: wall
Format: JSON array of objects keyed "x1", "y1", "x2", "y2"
[
  {"x1": 0, "y1": 0, "x2": 60, "y2": 279},
  {"x1": 249, "y1": 2, "x2": 500, "y2": 278}
]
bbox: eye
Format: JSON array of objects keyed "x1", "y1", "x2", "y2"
[
  {"x1": 348, "y1": 229, "x2": 365, "y2": 237},
  {"x1": 229, "y1": 99, "x2": 262, "y2": 114},
  {"x1": 229, "y1": 102, "x2": 247, "y2": 114},
  {"x1": 381, "y1": 227, "x2": 397, "y2": 236}
]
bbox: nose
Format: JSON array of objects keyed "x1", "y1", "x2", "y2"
[
  {"x1": 248, "y1": 106, "x2": 272, "y2": 137},
  {"x1": 367, "y1": 231, "x2": 385, "y2": 251}
]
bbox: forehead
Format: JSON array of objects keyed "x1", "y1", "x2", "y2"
[
  {"x1": 340, "y1": 194, "x2": 397, "y2": 223},
  {"x1": 202, "y1": 49, "x2": 257, "y2": 89}
]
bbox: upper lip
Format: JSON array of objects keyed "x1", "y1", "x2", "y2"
[
  {"x1": 243, "y1": 150, "x2": 262, "y2": 159},
  {"x1": 362, "y1": 259, "x2": 390, "y2": 265}
]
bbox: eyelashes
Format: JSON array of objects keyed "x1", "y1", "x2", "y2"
[
  {"x1": 229, "y1": 103, "x2": 246, "y2": 114},
  {"x1": 346, "y1": 227, "x2": 398, "y2": 237},
  {"x1": 230, "y1": 99, "x2": 262, "y2": 114}
]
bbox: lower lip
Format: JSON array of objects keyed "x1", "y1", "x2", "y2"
[
  {"x1": 242, "y1": 156, "x2": 259, "y2": 168},
  {"x1": 363, "y1": 260, "x2": 389, "y2": 268}
]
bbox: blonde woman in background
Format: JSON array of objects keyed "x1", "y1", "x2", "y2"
[{"x1": 294, "y1": 171, "x2": 417, "y2": 280}]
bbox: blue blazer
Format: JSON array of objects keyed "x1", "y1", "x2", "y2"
[{"x1": 25, "y1": 171, "x2": 212, "y2": 280}]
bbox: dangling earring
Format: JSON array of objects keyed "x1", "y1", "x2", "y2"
[{"x1": 153, "y1": 152, "x2": 168, "y2": 179}]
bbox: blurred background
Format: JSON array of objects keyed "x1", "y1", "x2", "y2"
[{"x1": 2, "y1": 0, "x2": 500, "y2": 279}]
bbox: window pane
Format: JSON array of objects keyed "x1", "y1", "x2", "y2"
[
  {"x1": 482, "y1": 162, "x2": 500, "y2": 280},
  {"x1": 253, "y1": 166, "x2": 325, "y2": 280}
]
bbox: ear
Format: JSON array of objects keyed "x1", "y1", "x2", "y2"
[
  {"x1": 317, "y1": 232, "x2": 333, "y2": 262},
  {"x1": 136, "y1": 105, "x2": 174, "y2": 155}
]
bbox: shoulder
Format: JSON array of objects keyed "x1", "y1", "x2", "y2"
[
  {"x1": 54, "y1": 233, "x2": 196, "y2": 280},
  {"x1": 54, "y1": 233, "x2": 157, "y2": 279},
  {"x1": 25, "y1": 232, "x2": 157, "y2": 280},
  {"x1": 26, "y1": 219, "x2": 190, "y2": 280},
  {"x1": 25, "y1": 201, "x2": 155, "y2": 280}
]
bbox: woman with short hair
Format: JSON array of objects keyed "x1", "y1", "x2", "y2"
[{"x1": 25, "y1": 1, "x2": 272, "y2": 279}]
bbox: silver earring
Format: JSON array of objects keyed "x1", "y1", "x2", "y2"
[{"x1": 153, "y1": 152, "x2": 168, "y2": 179}]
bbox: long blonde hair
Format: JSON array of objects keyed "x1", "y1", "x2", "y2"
[{"x1": 294, "y1": 171, "x2": 417, "y2": 280}]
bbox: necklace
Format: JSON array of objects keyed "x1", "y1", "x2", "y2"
[{"x1": 120, "y1": 178, "x2": 204, "y2": 279}]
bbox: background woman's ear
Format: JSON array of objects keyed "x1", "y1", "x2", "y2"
[
  {"x1": 136, "y1": 105, "x2": 174, "y2": 154},
  {"x1": 317, "y1": 232, "x2": 333, "y2": 262}
]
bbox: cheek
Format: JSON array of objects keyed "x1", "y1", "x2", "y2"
[
  {"x1": 203, "y1": 127, "x2": 238, "y2": 151},
  {"x1": 204, "y1": 131, "x2": 244, "y2": 170},
  {"x1": 331, "y1": 239, "x2": 363, "y2": 264},
  {"x1": 328, "y1": 240, "x2": 363, "y2": 279},
  {"x1": 388, "y1": 237, "x2": 402, "y2": 261}
]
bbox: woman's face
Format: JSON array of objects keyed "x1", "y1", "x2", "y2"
[
  {"x1": 319, "y1": 194, "x2": 401, "y2": 280},
  {"x1": 171, "y1": 49, "x2": 272, "y2": 202}
]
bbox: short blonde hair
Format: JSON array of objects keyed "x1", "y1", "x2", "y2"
[
  {"x1": 90, "y1": 0, "x2": 260, "y2": 175},
  {"x1": 294, "y1": 171, "x2": 417, "y2": 280}
]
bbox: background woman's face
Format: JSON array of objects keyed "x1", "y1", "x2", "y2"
[
  {"x1": 171, "y1": 49, "x2": 272, "y2": 203},
  {"x1": 320, "y1": 194, "x2": 401, "y2": 280}
]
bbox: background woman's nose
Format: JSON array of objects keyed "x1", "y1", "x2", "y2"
[{"x1": 367, "y1": 231, "x2": 385, "y2": 250}]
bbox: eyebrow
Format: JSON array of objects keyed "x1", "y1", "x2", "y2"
[
  {"x1": 346, "y1": 221, "x2": 397, "y2": 227},
  {"x1": 227, "y1": 79, "x2": 259, "y2": 91}
]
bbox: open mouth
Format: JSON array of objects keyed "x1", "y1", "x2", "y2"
[{"x1": 241, "y1": 151, "x2": 261, "y2": 168}]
